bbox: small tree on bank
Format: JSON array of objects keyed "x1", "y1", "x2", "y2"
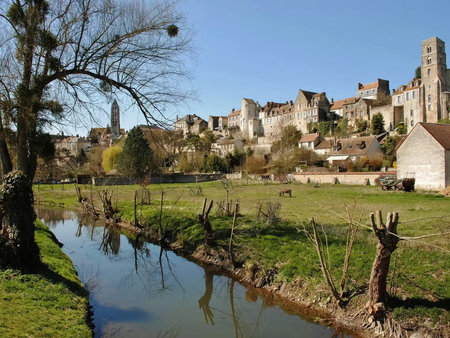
[{"x1": 117, "y1": 127, "x2": 153, "y2": 179}]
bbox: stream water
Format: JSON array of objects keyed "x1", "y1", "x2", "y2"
[{"x1": 37, "y1": 207, "x2": 354, "y2": 337}]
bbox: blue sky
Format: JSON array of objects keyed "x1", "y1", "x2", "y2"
[{"x1": 74, "y1": 0, "x2": 450, "y2": 135}]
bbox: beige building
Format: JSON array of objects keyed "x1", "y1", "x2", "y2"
[
  {"x1": 211, "y1": 138, "x2": 244, "y2": 157},
  {"x1": 327, "y1": 136, "x2": 382, "y2": 165},
  {"x1": 396, "y1": 122, "x2": 450, "y2": 190},
  {"x1": 228, "y1": 109, "x2": 241, "y2": 129},
  {"x1": 391, "y1": 78, "x2": 422, "y2": 130},
  {"x1": 261, "y1": 101, "x2": 295, "y2": 138},
  {"x1": 355, "y1": 78, "x2": 390, "y2": 100},
  {"x1": 240, "y1": 98, "x2": 262, "y2": 140},
  {"x1": 293, "y1": 90, "x2": 331, "y2": 134}
]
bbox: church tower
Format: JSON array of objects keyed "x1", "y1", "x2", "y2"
[
  {"x1": 111, "y1": 100, "x2": 120, "y2": 138},
  {"x1": 421, "y1": 37, "x2": 448, "y2": 122}
]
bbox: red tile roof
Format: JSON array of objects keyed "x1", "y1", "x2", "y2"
[
  {"x1": 299, "y1": 133, "x2": 321, "y2": 143},
  {"x1": 357, "y1": 81, "x2": 378, "y2": 91},
  {"x1": 419, "y1": 123, "x2": 450, "y2": 150},
  {"x1": 331, "y1": 97, "x2": 355, "y2": 110}
]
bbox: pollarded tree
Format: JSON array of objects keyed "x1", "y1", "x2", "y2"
[
  {"x1": 117, "y1": 127, "x2": 153, "y2": 179},
  {"x1": 0, "y1": 0, "x2": 191, "y2": 268},
  {"x1": 370, "y1": 113, "x2": 386, "y2": 135}
]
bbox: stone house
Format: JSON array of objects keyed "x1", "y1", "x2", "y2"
[
  {"x1": 355, "y1": 78, "x2": 390, "y2": 100},
  {"x1": 391, "y1": 78, "x2": 422, "y2": 130},
  {"x1": 260, "y1": 101, "x2": 294, "y2": 138},
  {"x1": 327, "y1": 136, "x2": 382, "y2": 165},
  {"x1": 174, "y1": 114, "x2": 207, "y2": 137},
  {"x1": 292, "y1": 90, "x2": 331, "y2": 134},
  {"x1": 218, "y1": 116, "x2": 228, "y2": 131},
  {"x1": 228, "y1": 109, "x2": 241, "y2": 129},
  {"x1": 298, "y1": 132, "x2": 324, "y2": 150},
  {"x1": 396, "y1": 122, "x2": 450, "y2": 190},
  {"x1": 341, "y1": 97, "x2": 373, "y2": 129},
  {"x1": 240, "y1": 98, "x2": 262, "y2": 140},
  {"x1": 211, "y1": 138, "x2": 244, "y2": 157}
]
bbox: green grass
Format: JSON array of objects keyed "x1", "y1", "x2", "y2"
[
  {"x1": 34, "y1": 181, "x2": 450, "y2": 327},
  {"x1": 0, "y1": 220, "x2": 91, "y2": 337}
]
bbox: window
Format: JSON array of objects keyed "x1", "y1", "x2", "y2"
[
  {"x1": 297, "y1": 113, "x2": 300, "y2": 119},
  {"x1": 428, "y1": 104, "x2": 432, "y2": 111},
  {"x1": 427, "y1": 45, "x2": 432, "y2": 53},
  {"x1": 351, "y1": 111, "x2": 354, "y2": 118},
  {"x1": 410, "y1": 110, "x2": 414, "y2": 117},
  {"x1": 397, "y1": 96, "x2": 402, "y2": 103},
  {"x1": 427, "y1": 57, "x2": 432, "y2": 65},
  {"x1": 428, "y1": 95, "x2": 432, "y2": 103},
  {"x1": 411, "y1": 120, "x2": 414, "y2": 126},
  {"x1": 428, "y1": 69, "x2": 431, "y2": 76},
  {"x1": 412, "y1": 90, "x2": 416, "y2": 99},
  {"x1": 406, "y1": 92, "x2": 409, "y2": 100},
  {"x1": 345, "y1": 112, "x2": 349, "y2": 118},
  {"x1": 360, "y1": 111, "x2": 364, "y2": 118}
]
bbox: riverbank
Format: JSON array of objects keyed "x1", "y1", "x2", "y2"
[
  {"x1": 34, "y1": 182, "x2": 450, "y2": 336},
  {"x1": 0, "y1": 219, "x2": 92, "y2": 337}
]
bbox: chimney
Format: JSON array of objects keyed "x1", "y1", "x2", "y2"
[
  {"x1": 331, "y1": 98, "x2": 334, "y2": 104},
  {"x1": 176, "y1": 115, "x2": 178, "y2": 122},
  {"x1": 358, "y1": 83, "x2": 363, "y2": 90},
  {"x1": 232, "y1": 108, "x2": 235, "y2": 112},
  {"x1": 289, "y1": 100, "x2": 293, "y2": 105},
  {"x1": 392, "y1": 89, "x2": 396, "y2": 95}
]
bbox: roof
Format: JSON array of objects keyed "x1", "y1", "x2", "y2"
[
  {"x1": 315, "y1": 139, "x2": 332, "y2": 149},
  {"x1": 299, "y1": 133, "x2": 321, "y2": 143},
  {"x1": 328, "y1": 136, "x2": 379, "y2": 156},
  {"x1": 243, "y1": 98, "x2": 256, "y2": 104},
  {"x1": 331, "y1": 97, "x2": 355, "y2": 110},
  {"x1": 418, "y1": 123, "x2": 450, "y2": 150},
  {"x1": 357, "y1": 81, "x2": 378, "y2": 91},
  {"x1": 228, "y1": 109, "x2": 241, "y2": 117}
]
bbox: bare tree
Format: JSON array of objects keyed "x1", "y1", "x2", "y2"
[{"x1": 0, "y1": 0, "x2": 191, "y2": 267}]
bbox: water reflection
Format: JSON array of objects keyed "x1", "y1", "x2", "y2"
[
  {"x1": 36, "y1": 207, "x2": 355, "y2": 338},
  {"x1": 198, "y1": 269, "x2": 214, "y2": 325}
]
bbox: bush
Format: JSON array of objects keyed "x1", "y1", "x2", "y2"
[{"x1": 245, "y1": 156, "x2": 267, "y2": 174}]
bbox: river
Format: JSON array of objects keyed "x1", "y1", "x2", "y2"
[{"x1": 37, "y1": 207, "x2": 354, "y2": 337}]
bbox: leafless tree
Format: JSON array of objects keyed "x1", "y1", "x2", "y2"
[{"x1": 0, "y1": 0, "x2": 191, "y2": 266}]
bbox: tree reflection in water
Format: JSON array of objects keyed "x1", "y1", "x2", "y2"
[
  {"x1": 198, "y1": 269, "x2": 214, "y2": 325},
  {"x1": 99, "y1": 226, "x2": 121, "y2": 255}
]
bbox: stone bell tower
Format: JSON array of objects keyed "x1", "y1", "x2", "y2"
[{"x1": 111, "y1": 99, "x2": 120, "y2": 138}]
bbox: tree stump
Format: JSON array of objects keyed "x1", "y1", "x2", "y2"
[
  {"x1": 198, "y1": 198, "x2": 215, "y2": 246},
  {"x1": 367, "y1": 210, "x2": 399, "y2": 318}
]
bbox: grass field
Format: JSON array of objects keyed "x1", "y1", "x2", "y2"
[
  {"x1": 34, "y1": 181, "x2": 450, "y2": 327},
  {"x1": 0, "y1": 220, "x2": 91, "y2": 337}
]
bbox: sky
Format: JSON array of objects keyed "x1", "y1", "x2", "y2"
[{"x1": 72, "y1": 0, "x2": 450, "y2": 136}]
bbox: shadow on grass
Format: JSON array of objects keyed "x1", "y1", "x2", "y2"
[
  {"x1": 35, "y1": 261, "x2": 89, "y2": 298},
  {"x1": 389, "y1": 296, "x2": 450, "y2": 311}
]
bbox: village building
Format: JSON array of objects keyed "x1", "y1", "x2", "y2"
[
  {"x1": 314, "y1": 139, "x2": 333, "y2": 156},
  {"x1": 227, "y1": 109, "x2": 241, "y2": 129},
  {"x1": 174, "y1": 114, "x2": 207, "y2": 137},
  {"x1": 211, "y1": 138, "x2": 244, "y2": 157},
  {"x1": 240, "y1": 98, "x2": 262, "y2": 140},
  {"x1": 298, "y1": 132, "x2": 324, "y2": 150},
  {"x1": 292, "y1": 90, "x2": 331, "y2": 134},
  {"x1": 355, "y1": 78, "x2": 390, "y2": 100},
  {"x1": 218, "y1": 116, "x2": 228, "y2": 131},
  {"x1": 396, "y1": 122, "x2": 450, "y2": 190},
  {"x1": 261, "y1": 101, "x2": 294, "y2": 138},
  {"x1": 391, "y1": 79, "x2": 422, "y2": 130},
  {"x1": 326, "y1": 136, "x2": 382, "y2": 166}
]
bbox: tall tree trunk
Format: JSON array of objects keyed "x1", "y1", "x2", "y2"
[
  {"x1": 0, "y1": 171, "x2": 39, "y2": 269},
  {"x1": 367, "y1": 210, "x2": 399, "y2": 318},
  {"x1": 0, "y1": 113, "x2": 12, "y2": 174}
]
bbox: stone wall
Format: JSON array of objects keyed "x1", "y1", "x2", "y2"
[
  {"x1": 92, "y1": 173, "x2": 221, "y2": 186},
  {"x1": 292, "y1": 172, "x2": 394, "y2": 185}
]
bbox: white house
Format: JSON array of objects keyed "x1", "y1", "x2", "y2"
[{"x1": 396, "y1": 122, "x2": 450, "y2": 190}]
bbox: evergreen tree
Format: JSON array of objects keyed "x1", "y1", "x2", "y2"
[
  {"x1": 370, "y1": 113, "x2": 385, "y2": 135},
  {"x1": 117, "y1": 127, "x2": 153, "y2": 178}
]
